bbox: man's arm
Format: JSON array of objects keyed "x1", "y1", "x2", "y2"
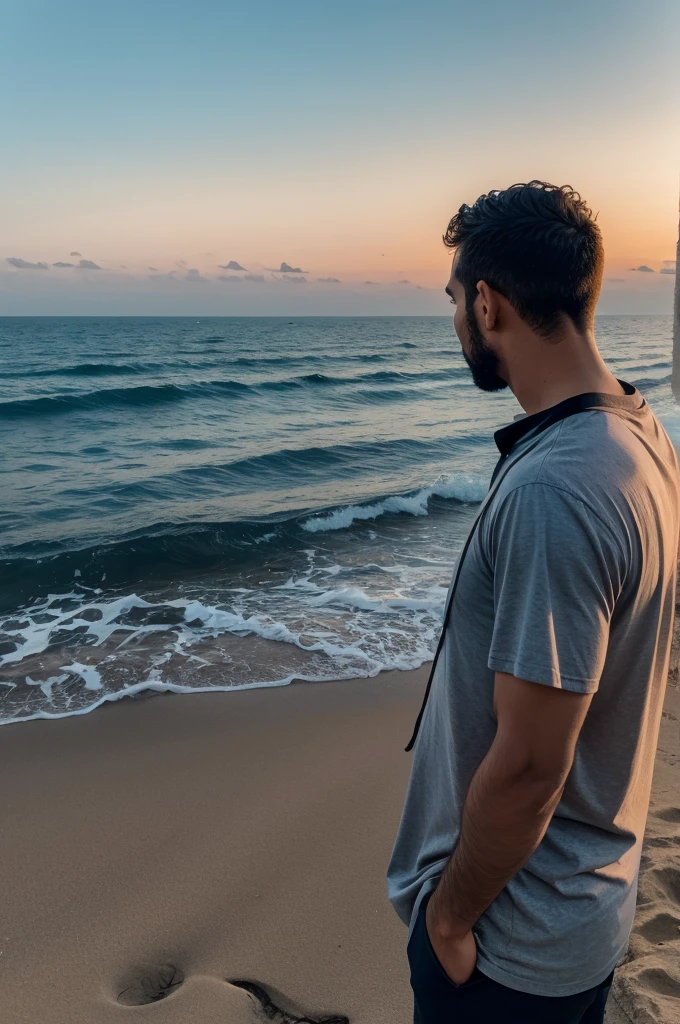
[{"x1": 425, "y1": 671, "x2": 592, "y2": 984}]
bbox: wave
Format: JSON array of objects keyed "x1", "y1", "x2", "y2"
[
  {"x1": 4, "y1": 362, "x2": 153, "y2": 379},
  {"x1": 0, "y1": 379, "x2": 258, "y2": 418},
  {"x1": 233, "y1": 354, "x2": 317, "y2": 367},
  {"x1": 346, "y1": 368, "x2": 458, "y2": 384},
  {"x1": 301, "y1": 474, "x2": 488, "y2": 532},
  {"x1": 115, "y1": 435, "x2": 486, "y2": 497},
  {"x1": 629, "y1": 373, "x2": 671, "y2": 392},
  {"x1": 0, "y1": 520, "x2": 286, "y2": 614},
  {"x1": 624, "y1": 359, "x2": 671, "y2": 374},
  {"x1": 0, "y1": 366, "x2": 463, "y2": 419},
  {"x1": 233, "y1": 352, "x2": 386, "y2": 366},
  {"x1": 0, "y1": 383, "x2": 206, "y2": 418},
  {"x1": 0, "y1": 472, "x2": 487, "y2": 611}
]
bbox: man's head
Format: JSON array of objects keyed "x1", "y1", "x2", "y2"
[{"x1": 444, "y1": 181, "x2": 604, "y2": 392}]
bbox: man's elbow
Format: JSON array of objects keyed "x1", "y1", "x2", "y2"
[{"x1": 497, "y1": 751, "x2": 571, "y2": 813}]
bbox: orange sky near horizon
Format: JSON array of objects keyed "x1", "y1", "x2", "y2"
[{"x1": 1, "y1": 1, "x2": 678, "y2": 314}]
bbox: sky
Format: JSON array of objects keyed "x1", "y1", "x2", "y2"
[{"x1": 1, "y1": 0, "x2": 678, "y2": 315}]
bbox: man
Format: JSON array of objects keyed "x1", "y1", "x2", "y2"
[{"x1": 386, "y1": 181, "x2": 680, "y2": 1023}]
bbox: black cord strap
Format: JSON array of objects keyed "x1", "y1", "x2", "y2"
[{"x1": 403, "y1": 452, "x2": 509, "y2": 752}]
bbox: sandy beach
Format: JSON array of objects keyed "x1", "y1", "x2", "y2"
[{"x1": 1, "y1": 662, "x2": 678, "y2": 1024}]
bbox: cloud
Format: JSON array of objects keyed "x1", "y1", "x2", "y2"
[
  {"x1": 148, "y1": 266, "x2": 158, "y2": 272},
  {"x1": 70, "y1": 251, "x2": 81, "y2": 257},
  {"x1": 397, "y1": 279, "x2": 410, "y2": 285},
  {"x1": 661, "y1": 260, "x2": 676, "y2": 275},
  {"x1": 48, "y1": 259, "x2": 101, "y2": 270},
  {"x1": 6, "y1": 257, "x2": 49, "y2": 270},
  {"x1": 364, "y1": 280, "x2": 379, "y2": 285},
  {"x1": 218, "y1": 260, "x2": 247, "y2": 271},
  {"x1": 185, "y1": 268, "x2": 205, "y2": 282},
  {"x1": 629, "y1": 265, "x2": 655, "y2": 273},
  {"x1": 218, "y1": 272, "x2": 265, "y2": 284},
  {"x1": 282, "y1": 274, "x2": 306, "y2": 284},
  {"x1": 606, "y1": 278, "x2": 625, "y2": 284},
  {"x1": 316, "y1": 277, "x2": 341, "y2": 284},
  {"x1": 267, "y1": 261, "x2": 308, "y2": 273},
  {"x1": 660, "y1": 268, "x2": 676, "y2": 275}
]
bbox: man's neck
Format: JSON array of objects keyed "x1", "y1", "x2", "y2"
[{"x1": 505, "y1": 329, "x2": 625, "y2": 416}]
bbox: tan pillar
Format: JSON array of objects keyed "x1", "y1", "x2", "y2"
[{"x1": 672, "y1": 192, "x2": 680, "y2": 399}]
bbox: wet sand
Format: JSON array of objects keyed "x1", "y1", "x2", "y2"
[{"x1": 1, "y1": 664, "x2": 678, "y2": 1023}]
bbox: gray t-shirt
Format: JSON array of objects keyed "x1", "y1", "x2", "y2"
[{"x1": 386, "y1": 387, "x2": 680, "y2": 997}]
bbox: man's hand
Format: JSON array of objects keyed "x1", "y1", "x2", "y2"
[{"x1": 425, "y1": 896, "x2": 477, "y2": 986}]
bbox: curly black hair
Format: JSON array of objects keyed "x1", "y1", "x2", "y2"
[{"x1": 444, "y1": 181, "x2": 604, "y2": 337}]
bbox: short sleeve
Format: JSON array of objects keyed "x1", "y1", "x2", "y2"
[{"x1": 486, "y1": 483, "x2": 626, "y2": 693}]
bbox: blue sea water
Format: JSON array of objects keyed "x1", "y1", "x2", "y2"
[{"x1": 0, "y1": 315, "x2": 677, "y2": 723}]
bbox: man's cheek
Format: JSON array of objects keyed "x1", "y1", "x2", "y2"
[{"x1": 453, "y1": 311, "x2": 467, "y2": 347}]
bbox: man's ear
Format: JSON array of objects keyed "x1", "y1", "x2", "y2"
[{"x1": 476, "y1": 280, "x2": 500, "y2": 331}]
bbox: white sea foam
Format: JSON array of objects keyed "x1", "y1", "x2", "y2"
[
  {"x1": 1, "y1": 589, "x2": 429, "y2": 678},
  {"x1": 300, "y1": 474, "x2": 487, "y2": 532},
  {"x1": 60, "y1": 662, "x2": 103, "y2": 690},
  {"x1": 0, "y1": 575, "x2": 442, "y2": 725},
  {"x1": 2, "y1": 616, "x2": 437, "y2": 725},
  {"x1": 253, "y1": 531, "x2": 278, "y2": 545},
  {"x1": 1, "y1": 593, "x2": 161, "y2": 665},
  {"x1": 296, "y1": 581, "x2": 448, "y2": 616},
  {"x1": 26, "y1": 674, "x2": 67, "y2": 701}
]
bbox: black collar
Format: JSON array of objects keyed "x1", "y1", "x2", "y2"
[{"x1": 493, "y1": 379, "x2": 644, "y2": 457}]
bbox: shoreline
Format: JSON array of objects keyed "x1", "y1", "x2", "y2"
[{"x1": 1, "y1": 665, "x2": 678, "y2": 1023}]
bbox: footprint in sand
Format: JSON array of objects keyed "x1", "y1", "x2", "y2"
[
  {"x1": 655, "y1": 806, "x2": 680, "y2": 823},
  {"x1": 645, "y1": 863, "x2": 680, "y2": 904},
  {"x1": 635, "y1": 911, "x2": 680, "y2": 945},
  {"x1": 115, "y1": 965, "x2": 349, "y2": 1022},
  {"x1": 228, "y1": 980, "x2": 349, "y2": 1023},
  {"x1": 117, "y1": 963, "x2": 185, "y2": 1005},
  {"x1": 635, "y1": 966, "x2": 680, "y2": 1000}
]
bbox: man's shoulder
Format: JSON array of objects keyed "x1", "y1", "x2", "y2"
[
  {"x1": 507, "y1": 409, "x2": 675, "y2": 496},
  {"x1": 490, "y1": 408, "x2": 679, "y2": 537}
]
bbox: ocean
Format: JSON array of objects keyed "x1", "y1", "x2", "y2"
[{"x1": 1, "y1": 315, "x2": 677, "y2": 724}]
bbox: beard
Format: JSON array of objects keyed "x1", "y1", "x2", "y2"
[{"x1": 462, "y1": 308, "x2": 508, "y2": 392}]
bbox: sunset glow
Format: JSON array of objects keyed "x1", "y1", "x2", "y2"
[{"x1": 1, "y1": 0, "x2": 678, "y2": 314}]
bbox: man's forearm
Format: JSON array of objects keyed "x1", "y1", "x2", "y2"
[{"x1": 427, "y1": 736, "x2": 567, "y2": 940}]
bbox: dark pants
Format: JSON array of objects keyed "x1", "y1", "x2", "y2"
[{"x1": 407, "y1": 890, "x2": 614, "y2": 1024}]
